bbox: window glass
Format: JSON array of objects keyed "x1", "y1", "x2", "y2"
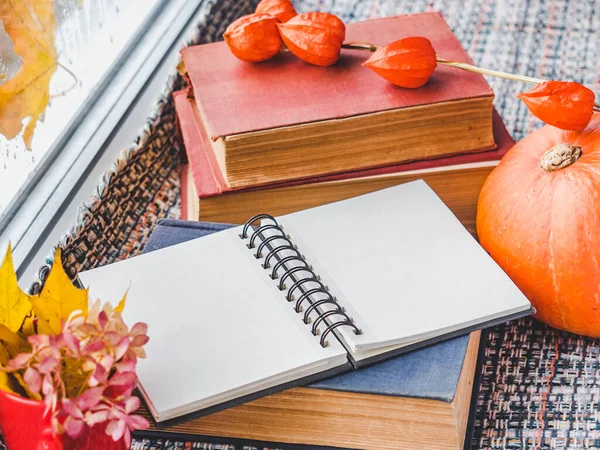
[{"x1": 0, "y1": 0, "x2": 163, "y2": 215}]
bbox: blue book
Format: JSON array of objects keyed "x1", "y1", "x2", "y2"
[{"x1": 139, "y1": 219, "x2": 482, "y2": 450}]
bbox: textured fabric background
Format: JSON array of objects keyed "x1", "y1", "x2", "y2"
[{"x1": 7, "y1": 0, "x2": 600, "y2": 449}]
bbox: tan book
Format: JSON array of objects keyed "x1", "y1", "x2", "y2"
[
  {"x1": 184, "y1": 161, "x2": 497, "y2": 233},
  {"x1": 180, "y1": 13, "x2": 494, "y2": 188},
  {"x1": 178, "y1": 107, "x2": 513, "y2": 232},
  {"x1": 140, "y1": 331, "x2": 481, "y2": 450}
]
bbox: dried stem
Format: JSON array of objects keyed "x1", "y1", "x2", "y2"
[
  {"x1": 341, "y1": 42, "x2": 379, "y2": 52},
  {"x1": 435, "y1": 58, "x2": 545, "y2": 84},
  {"x1": 341, "y1": 41, "x2": 600, "y2": 109},
  {"x1": 436, "y1": 59, "x2": 600, "y2": 109}
]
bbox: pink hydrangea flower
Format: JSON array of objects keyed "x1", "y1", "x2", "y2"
[{"x1": 4, "y1": 301, "x2": 150, "y2": 445}]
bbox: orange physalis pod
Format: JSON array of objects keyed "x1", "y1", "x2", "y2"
[
  {"x1": 362, "y1": 37, "x2": 437, "y2": 88},
  {"x1": 223, "y1": 14, "x2": 282, "y2": 62},
  {"x1": 277, "y1": 12, "x2": 346, "y2": 66},
  {"x1": 516, "y1": 81, "x2": 596, "y2": 130},
  {"x1": 256, "y1": 0, "x2": 297, "y2": 23}
]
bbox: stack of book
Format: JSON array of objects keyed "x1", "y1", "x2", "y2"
[
  {"x1": 175, "y1": 12, "x2": 514, "y2": 232},
  {"x1": 136, "y1": 220, "x2": 486, "y2": 450},
  {"x1": 129, "y1": 11, "x2": 521, "y2": 450}
]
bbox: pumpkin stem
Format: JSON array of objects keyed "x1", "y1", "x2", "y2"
[{"x1": 540, "y1": 143, "x2": 582, "y2": 172}]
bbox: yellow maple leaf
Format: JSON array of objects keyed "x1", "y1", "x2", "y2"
[
  {"x1": 13, "y1": 372, "x2": 40, "y2": 400},
  {"x1": 0, "y1": 323, "x2": 30, "y2": 361},
  {"x1": 0, "y1": 0, "x2": 58, "y2": 148},
  {"x1": 114, "y1": 290, "x2": 127, "y2": 313},
  {"x1": 0, "y1": 321, "x2": 34, "y2": 397},
  {"x1": 0, "y1": 244, "x2": 32, "y2": 332},
  {"x1": 0, "y1": 323, "x2": 26, "y2": 348},
  {"x1": 21, "y1": 314, "x2": 35, "y2": 336},
  {"x1": 0, "y1": 371, "x2": 18, "y2": 395},
  {"x1": 0, "y1": 324, "x2": 30, "y2": 396},
  {"x1": 0, "y1": 342, "x2": 16, "y2": 394},
  {"x1": 30, "y1": 248, "x2": 88, "y2": 335},
  {"x1": 0, "y1": 343, "x2": 9, "y2": 365},
  {"x1": 63, "y1": 358, "x2": 90, "y2": 399}
]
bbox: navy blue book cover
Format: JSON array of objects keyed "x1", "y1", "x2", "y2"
[{"x1": 144, "y1": 218, "x2": 472, "y2": 403}]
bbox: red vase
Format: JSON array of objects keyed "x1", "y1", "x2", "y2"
[{"x1": 0, "y1": 389, "x2": 127, "y2": 450}]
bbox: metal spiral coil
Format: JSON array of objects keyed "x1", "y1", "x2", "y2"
[{"x1": 242, "y1": 214, "x2": 362, "y2": 347}]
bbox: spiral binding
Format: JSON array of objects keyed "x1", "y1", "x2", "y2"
[{"x1": 241, "y1": 214, "x2": 362, "y2": 347}]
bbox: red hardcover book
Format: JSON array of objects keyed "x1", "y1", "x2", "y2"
[
  {"x1": 175, "y1": 90, "x2": 514, "y2": 231},
  {"x1": 180, "y1": 12, "x2": 495, "y2": 188}
]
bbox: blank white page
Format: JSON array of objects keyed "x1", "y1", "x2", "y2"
[
  {"x1": 279, "y1": 180, "x2": 530, "y2": 352},
  {"x1": 78, "y1": 228, "x2": 346, "y2": 421}
]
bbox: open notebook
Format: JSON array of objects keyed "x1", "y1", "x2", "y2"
[{"x1": 78, "y1": 180, "x2": 533, "y2": 423}]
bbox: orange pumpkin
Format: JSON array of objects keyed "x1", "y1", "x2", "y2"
[{"x1": 477, "y1": 113, "x2": 600, "y2": 336}]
